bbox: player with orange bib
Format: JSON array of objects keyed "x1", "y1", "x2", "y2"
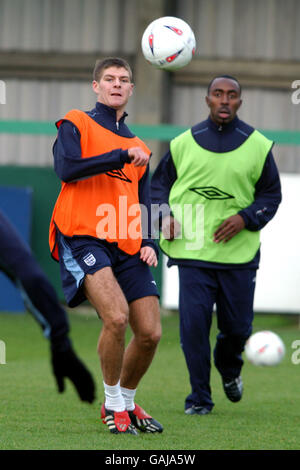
[{"x1": 49, "y1": 57, "x2": 163, "y2": 435}]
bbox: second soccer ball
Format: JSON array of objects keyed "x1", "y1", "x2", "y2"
[{"x1": 245, "y1": 330, "x2": 285, "y2": 366}]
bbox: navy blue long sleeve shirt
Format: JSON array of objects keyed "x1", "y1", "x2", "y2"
[
  {"x1": 150, "y1": 115, "x2": 282, "y2": 269},
  {"x1": 53, "y1": 102, "x2": 158, "y2": 255}
]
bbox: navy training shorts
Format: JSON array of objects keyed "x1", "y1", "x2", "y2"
[{"x1": 57, "y1": 234, "x2": 159, "y2": 308}]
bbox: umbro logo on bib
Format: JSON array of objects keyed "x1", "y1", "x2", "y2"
[
  {"x1": 105, "y1": 169, "x2": 132, "y2": 183},
  {"x1": 83, "y1": 253, "x2": 96, "y2": 266},
  {"x1": 189, "y1": 186, "x2": 234, "y2": 200}
]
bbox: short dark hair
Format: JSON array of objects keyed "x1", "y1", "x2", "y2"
[
  {"x1": 207, "y1": 75, "x2": 242, "y2": 95},
  {"x1": 93, "y1": 57, "x2": 133, "y2": 82}
]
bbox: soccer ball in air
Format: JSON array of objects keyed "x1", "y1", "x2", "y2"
[
  {"x1": 141, "y1": 16, "x2": 196, "y2": 71},
  {"x1": 245, "y1": 330, "x2": 285, "y2": 366}
]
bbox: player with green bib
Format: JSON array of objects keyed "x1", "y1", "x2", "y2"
[{"x1": 151, "y1": 75, "x2": 281, "y2": 415}]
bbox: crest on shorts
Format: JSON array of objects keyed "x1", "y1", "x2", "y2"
[{"x1": 83, "y1": 253, "x2": 96, "y2": 266}]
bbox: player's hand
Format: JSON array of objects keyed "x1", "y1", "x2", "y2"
[
  {"x1": 140, "y1": 246, "x2": 158, "y2": 267},
  {"x1": 161, "y1": 215, "x2": 181, "y2": 241},
  {"x1": 51, "y1": 346, "x2": 96, "y2": 403},
  {"x1": 213, "y1": 214, "x2": 245, "y2": 243},
  {"x1": 128, "y1": 147, "x2": 150, "y2": 167}
]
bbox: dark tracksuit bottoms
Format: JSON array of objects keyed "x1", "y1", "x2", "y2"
[{"x1": 178, "y1": 266, "x2": 256, "y2": 410}]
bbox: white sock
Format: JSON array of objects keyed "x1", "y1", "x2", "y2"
[
  {"x1": 121, "y1": 386, "x2": 137, "y2": 411},
  {"x1": 103, "y1": 380, "x2": 125, "y2": 412}
]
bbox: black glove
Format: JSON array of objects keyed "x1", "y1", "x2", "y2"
[{"x1": 51, "y1": 346, "x2": 96, "y2": 403}]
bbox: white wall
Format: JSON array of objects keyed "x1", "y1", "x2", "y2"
[{"x1": 162, "y1": 174, "x2": 300, "y2": 314}]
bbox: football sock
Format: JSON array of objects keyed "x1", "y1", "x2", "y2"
[
  {"x1": 103, "y1": 380, "x2": 125, "y2": 412},
  {"x1": 121, "y1": 386, "x2": 137, "y2": 411}
]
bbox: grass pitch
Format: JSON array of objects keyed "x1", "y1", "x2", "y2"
[{"x1": 0, "y1": 309, "x2": 299, "y2": 451}]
